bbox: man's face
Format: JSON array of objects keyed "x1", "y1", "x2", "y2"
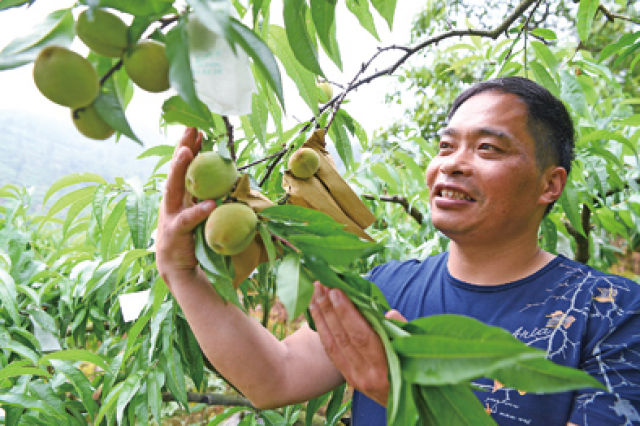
[{"x1": 425, "y1": 91, "x2": 550, "y2": 245}]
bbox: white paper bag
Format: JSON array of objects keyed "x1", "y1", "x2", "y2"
[{"x1": 187, "y1": 14, "x2": 256, "y2": 116}]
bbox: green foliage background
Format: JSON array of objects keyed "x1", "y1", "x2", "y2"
[{"x1": 0, "y1": 0, "x2": 639, "y2": 424}]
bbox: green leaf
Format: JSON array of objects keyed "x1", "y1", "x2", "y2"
[
  {"x1": 329, "y1": 110, "x2": 354, "y2": 168},
  {"x1": 162, "y1": 345, "x2": 189, "y2": 409},
  {"x1": 125, "y1": 191, "x2": 156, "y2": 249},
  {"x1": 599, "y1": 32, "x2": 640, "y2": 62},
  {"x1": 493, "y1": 356, "x2": 606, "y2": 393},
  {"x1": 529, "y1": 61, "x2": 559, "y2": 97},
  {"x1": 194, "y1": 223, "x2": 242, "y2": 308},
  {"x1": 0, "y1": 0, "x2": 32, "y2": 10},
  {"x1": 420, "y1": 384, "x2": 496, "y2": 426},
  {"x1": 268, "y1": 25, "x2": 318, "y2": 112},
  {"x1": 324, "y1": 383, "x2": 347, "y2": 424},
  {"x1": 310, "y1": 0, "x2": 342, "y2": 70},
  {"x1": 40, "y1": 186, "x2": 98, "y2": 229},
  {"x1": 276, "y1": 253, "x2": 314, "y2": 321},
  {"x1": 40, "y1": 349, "x2": 110, "y2": 372},
  {"x1": 147, "y1": 370, "x2": 164, "y2": 423},
  {"x1": 166, "y1": 19, "x2": 213, "y2": 124},
  {"x1": 49, "y1": 360, "x2": 98, "y2": 419},
  {"x1": 261, "y1": 204, "x2": 342, "y2": 227},
  {"x1": 288, "y1": 234, "x2": 380, "y2": 268},
  {"x1": 283, "y1": 0, "x2": 324, "y2": 76},
  {"x1": 137, "y1": 143, "x2": 174, "y2": 160},
  {"x1": 576, "y1": 0, "x2": 599, "y2": 42},
  {"x1": 62, "y1": 194, "x2": 93, "y2": 237},
  {"x1": 101, "y1": 197, "x2": 127, "y2": 259},
  {"x1": 372, "y1": 162, "x2": 401, "y2": 194},
  {"x1": 43, "y1": 173, "x2": 106, "y2": 205},
  {"x1": 116, "y1": 370, "x2": 145, "y2": 425},
  {"x1": 345, "y1": 0, "x2": 379, "y2": 41},
  {"x1": 0, "y1": 268, "x2": 20, "y2": 325},
  {"x1": 396, "y1": 314, "x2": 544, "y2": 385},
  {"x1": 258, "y1": 221, "x2": 277, "y2": 269},
  {"x1": 0, "y1": 394, "x2": 64, "y2": 419},
  {"x1": 613, "y1": 41, "x2": 640, "y2": 68},
  {"x1": 530, "y1": 28, "x2": 557, "y2": 40},
  {"x1": 96, "y1": 0, "x2": 175, "y2": 16},
  {"x1": 93, "y1": 80, "x2": 142, "y2": 145},
  {"x1": 0, "y1": 9, "x2": 74, "y2": 70},
  {"x1": 398, "y1": 336, "x2": 543, "y2": 386},
  {"x1": 161, "y1": 95, "x2": 213, "y2": 129},
  {"x1": 530, "y1": 40, "x2": 559, "y2": 72},
  {"x1": 229, "y1": 18, "x2": 285, "y2": 109},
  {"x1": 250, "y1": 92, "x2": 268, "y2": 146},
  {"x1": 0, "y1": 362, "x2": 50, "y2": 382},
  {"x1": 95, "y1": 381, "x2": 125, "y2": 425},
  {"x1": 559, "y1": 183, "x2": 585, "y2": 237},
  {"x1": 305, "y1": 392, "x2": 330, "y2": 426},
  {"x1": 618, "y1": 114, "x2": 640, "y2": 126},
  {"x1": 370, "y1": 0, "x2": 396, "y2": 30}
]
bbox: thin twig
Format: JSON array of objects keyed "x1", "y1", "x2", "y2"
[
  {"x1": 223, "y1": 116, "x2": 236, "y2": 162},
  {"x1": 99, "y1": 59, "x2": 123, "y2": 86},
  {"x1": 238, "y1": 146, "x2": 289, "y2": 171}
]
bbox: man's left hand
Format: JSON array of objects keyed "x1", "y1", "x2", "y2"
[{"x1": 309, "y1": 281, "x2": 405, "y2": 406}]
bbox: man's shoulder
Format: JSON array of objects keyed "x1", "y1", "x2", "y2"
[{"x1": 551, "y1": 255, "x2": 640, "y2": 306}]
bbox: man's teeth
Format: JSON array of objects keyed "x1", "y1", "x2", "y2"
[{"x1": 441, "y1": 189, "x2": 472, "y2": 201}]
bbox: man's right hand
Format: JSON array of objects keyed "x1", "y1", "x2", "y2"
[{"x1": 156, "y1": 127, "x2": 216, "y2": 286}]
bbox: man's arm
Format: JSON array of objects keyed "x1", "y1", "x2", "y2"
[{"x1": 156, "y1": 128, "x2": 394, "y2": 409}]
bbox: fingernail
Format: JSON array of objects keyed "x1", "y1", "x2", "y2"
[
  {"x1": 328, "y1": 290, "x2": 341, "y2": 305},
  {"x1": 199, "y1": 200, "x2": 215, "y2": 211}
]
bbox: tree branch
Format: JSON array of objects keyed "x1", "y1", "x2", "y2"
[
  {"x1": 363, "y1": 194, "x2": 424, "y2": 224},
  {"x1": 564, "y1": 204, "x2": 591, "y2": 264},
  {"x1": 328, "y1": 0, "x2": 538, "y2": 115},
  {"x1": 598, "y1": 4, "x2": 640, "y2": 25},
  {"x1": 162, "y1": 391, "x2": 254, "y2": 408}
]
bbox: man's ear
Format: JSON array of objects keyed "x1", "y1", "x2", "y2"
[{"x1": 538, "y1": 166, "x2": 567, "y2": 206}]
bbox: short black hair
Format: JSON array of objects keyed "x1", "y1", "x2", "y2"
[{"x1": 448, "y1": 76, "x2": 575, "y2": 214}]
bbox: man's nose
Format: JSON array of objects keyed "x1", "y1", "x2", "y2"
[{"x1": 439, "y1": 149, "x2": 472, "y2": 176}]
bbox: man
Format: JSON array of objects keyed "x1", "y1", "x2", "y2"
[{"x1": 156, "y1": 77, "x2": 640, "y2": 425}]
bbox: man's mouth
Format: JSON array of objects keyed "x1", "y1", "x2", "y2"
[{"x1": 440, "y1": 189, "x2": 474, "y2": 201}]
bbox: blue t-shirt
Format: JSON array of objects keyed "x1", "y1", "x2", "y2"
[{"x1": 351, "y1": 253, "x2": 640, "y2": 425}]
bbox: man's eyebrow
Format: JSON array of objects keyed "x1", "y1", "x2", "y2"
[
  {"x1": 437, "y1": 127, "x2": 513, "y2": 142},
  {"x1": 477, "y1": 127, "x2": 512, "y2": 141}
]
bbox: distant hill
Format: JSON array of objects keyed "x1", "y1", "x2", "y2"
[{"x1": 0, "y1": 108, "x2": 170, "y2": 210}]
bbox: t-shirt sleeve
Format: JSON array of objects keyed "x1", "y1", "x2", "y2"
[{"x1": 568, "y1": 277, "x2": 640, "y2": 424}]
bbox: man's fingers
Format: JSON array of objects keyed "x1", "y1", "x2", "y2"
[
  {"x1": 385, "y1": 309, "x2": 407, "y2": 322},
  {"x1": 174, "y1": 200, "x2": 216, "y2": 233},
  {"x1": 165, "y1": 146, "x2": 195, "y2": 214},
  {"x1": 311, "y1": 284, "x2": 369, "y2": 362},
  {"x1": 175, "y1": 127, "x2": 202, "y2": 157}
]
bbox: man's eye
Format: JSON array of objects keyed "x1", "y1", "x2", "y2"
[
  {"x1": 479, "y1": 143, "x2": 499, "y2": 151},
  {"x1": 439, "y1": 141, "x2": 453, "y2": 150}
]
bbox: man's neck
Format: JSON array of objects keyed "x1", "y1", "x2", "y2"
[{"x1": 447, "y1": 239, "x2": 555, "y2": 286}]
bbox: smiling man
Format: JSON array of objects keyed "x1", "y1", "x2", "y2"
[{"x1": 156, "y1": 77, "x2": 640, "y2": 425}]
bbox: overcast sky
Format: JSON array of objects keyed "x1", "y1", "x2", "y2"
[{"x1": 0, "y1": 1, "x2": 424, "y2": 146}]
